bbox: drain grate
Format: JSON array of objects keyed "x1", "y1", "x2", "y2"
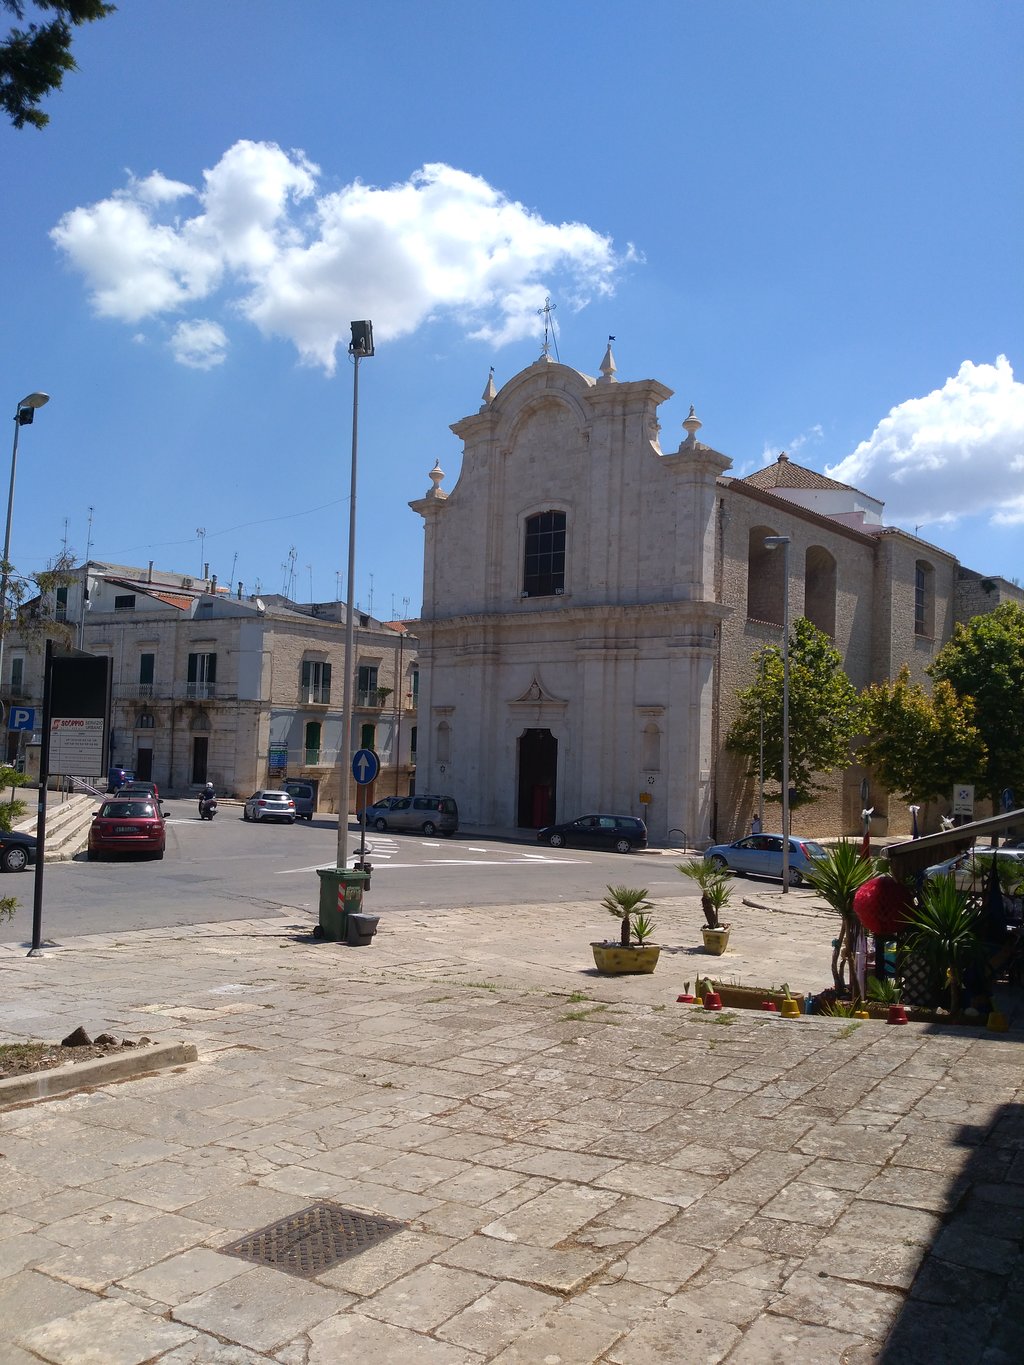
[{"x1": 221, "y1": 1202, "x2": 407, "y2": 1279}]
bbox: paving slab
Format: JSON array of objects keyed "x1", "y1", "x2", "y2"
[{"x1": 0, "y1": 898, "x2": 1022, "y2": 1362}]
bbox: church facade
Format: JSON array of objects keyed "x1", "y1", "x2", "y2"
[{"x1": 411, "y1": 347, "x2": 1021, "y2": 843}]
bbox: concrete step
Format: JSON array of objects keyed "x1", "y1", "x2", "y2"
[{"x1": 12, "y1": 791, "x2": 100, "y2": 862}]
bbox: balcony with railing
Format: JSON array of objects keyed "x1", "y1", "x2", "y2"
[
  {"x1": 299, "y1": 685, "x2": 331, "y2": 707},
  {"x1": 114, "y1": 683, "x2": 157, "y2": 700},
  {"x1": 357, "y1": 687, "x2": 393, "y2": 710},
  {"x1": 0, "y1": 682, "x2": 32, "y2": 701}
]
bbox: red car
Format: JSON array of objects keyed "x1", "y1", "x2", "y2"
[{"x1": 88, "y1": 797, "x2": 166, "y2": 860}]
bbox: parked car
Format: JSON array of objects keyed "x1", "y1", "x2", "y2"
[
  {"x1": 117, "y1": 781, "x2": 161, "y2": 805},
  {"x1": 243, "y1": 790, "x2": 297, "y2": 824},
  {"x1": 283, "y1": 780, "x2": 315, "y2": 821},
  {"x1": 704, "y1": 833, "x2": 827, "y2": 886},
  {"x1": 369, "y1": 794, "x2": 458, "y2": 837},
  {"x1": 537, "y1": 814, "x2": 648, "y2": 854},
  {"x1": 88, "y1": 798, "x2": 165, "y2": 860},
  {"x1": 0, "y1": 829, "x2": 37, "y2": 873}
]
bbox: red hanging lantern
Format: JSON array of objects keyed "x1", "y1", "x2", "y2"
[{"x1": 853, "y1": 875, "x2": 914, "y2": 937}]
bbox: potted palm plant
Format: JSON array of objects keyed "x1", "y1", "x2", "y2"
[
  {"x1": 676, "y1": 859, "x2": 732, "y2": 954},
  {"x1": 591, "y1": 885, "x2": 660, "y2": 974},
  {"x1": 903, "y1": 875, "x2": 984, "y2": 1016},
  {"x1": 801, "y1": 840, "x2": 876, "y2": 996}
]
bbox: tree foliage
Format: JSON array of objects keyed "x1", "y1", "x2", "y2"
[
  {"x1": 1, "y1": 549, "x2": 76, "y2": 650},
  {"x1": 726, "y1": 618, "x2": 863, "y2": 810},
  {"x1": 929, "y1": 601, "x2": 1024, "y2": 806},
  {"x1": 859, "y1": 665, "x2": 987, "y2": 802},
  {"x1": 1, "y1": 1, "x2": 115, "y2": 129}
]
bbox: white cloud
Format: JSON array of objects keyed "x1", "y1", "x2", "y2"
[
  {"x1": 170, "y1": 319, "x2": 228, "y2": 369},
  {"x1": 51, "y1": 144, "x2": 630, "y2": 372},
  {"x1": 827, "y1": 356, "x2": 1024, "y2": 527}
]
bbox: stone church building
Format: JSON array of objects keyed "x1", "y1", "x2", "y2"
[{"x1": 410, "y1": 346, "x2": 1021, "y2": 844}]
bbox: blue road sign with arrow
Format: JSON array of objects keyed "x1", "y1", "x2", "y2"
[{"x1": 352, "y1": 748, "x2": 380, "y2": 785}]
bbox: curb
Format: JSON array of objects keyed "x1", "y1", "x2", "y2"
[{"x1": 0, "y1": 1040, "x2": 198, "y2": 1107}]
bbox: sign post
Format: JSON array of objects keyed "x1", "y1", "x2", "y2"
[
  {"x1": 952, "y1": 784, "x2": 975, "y2": 824},
  {"x1": 352, "y1": 748, "x2": 379, "y2": 881}
]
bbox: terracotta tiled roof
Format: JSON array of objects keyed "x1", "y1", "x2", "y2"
[
  {"x1": 742, "y1": 452, "x2": 859, "y2": 494},
  {"x1": 149, "y1": 592, "x2": 194, "y2": 610}
]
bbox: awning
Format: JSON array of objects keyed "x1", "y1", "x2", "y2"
[{"x1": 885, "y1": 808, "x2": 1024, "y2": 880}]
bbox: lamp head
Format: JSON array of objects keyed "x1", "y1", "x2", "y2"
[{"x1": 18, "y1": 392, "x2": 49, "y2": 410}]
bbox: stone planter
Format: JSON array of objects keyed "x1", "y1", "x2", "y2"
[
  {"x1": 591, "y1": 943, "x2": 661, "y2": 975},
  {"x1": 701, "y1": 926, "x2": 731, "y2": 955},
  {"x1": 701, "y1": 983, "x2": 807, "y2": 1013}
]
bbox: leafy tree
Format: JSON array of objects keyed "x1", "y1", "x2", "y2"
[
  {"x1": 1, "y1": 549, "x2": 76, "y2": 650},
  {"x1": 726, "y1": 618, "x2": 863, "y2": 810},
  {"x1": 929, "y1": 601, "x2": 1024, "y2": 808},
  {"x1": 1, "y1": 1, "x2": 115, "y2": 129},
  {"x1": 859, "y1": 665, "x2": 987, "y2": 802}
]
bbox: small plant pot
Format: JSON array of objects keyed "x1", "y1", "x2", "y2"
[
  {"x1": 854, "y1": 1010, "x2": 871, "y2": 1020},
  {"x1": 760, "y1": 1000, "x2": 779, "y2": 1012},
  {"x1": 987, "y1": 1011, "x2": 1009, "y2": 1032},
  {"x1": 701, "y1": 926, "x2": 731, "y2": 955},
  {"x1": 702, "y1": 992, "x2": 723, "y2": 1011},
  {"x1": 780, "y1": 999, "x2": 801, "y2": 1019},
  {"x1": 676, "y1": 993, "x2": 696, "y2": 1003},
  {"x1": 887, "y1": 1004, "x2": 909, "y2": 1025}
]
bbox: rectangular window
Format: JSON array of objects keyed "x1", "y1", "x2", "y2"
[
  {"x1": 300, "y1": 659, "x2": 332, "y2": 704},
  {"x1": 10, "y1": 656, "x2": 24, "y2": 693},
  {"x1": 410, "y1": 725, "x2": 417, "y2": 759},
  {"x1": 114, "y1": 594, "x2": 136, "y2": 611},
  {"x1": 357, "y1": 664, "x2": 379, "y2": 706},
  {"x1": 914, "y1": 565, "x2": 926, "y2": 636},
  {"x1": 523, "y1": 510, "x2": 566, "y2": 597},
  {"x1": 55, "y1": 586, "x2": 68, "y2": 621},
  {"x1": 410, "y1": 668, "x2": 419, "y2": 706},
  {"x1": 360, "y1": 723, "x2": 376, "y2": 751},
  {"x1": 186, "y1": 651, "x2": 217, "y2": 699},
  {"x1": 139, "y1": 653, "x2": 154, "y2": 698}
]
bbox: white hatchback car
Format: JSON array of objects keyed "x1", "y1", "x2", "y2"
[{"x1": 243, "y1": 790, "x2": 297, "y2": 824}]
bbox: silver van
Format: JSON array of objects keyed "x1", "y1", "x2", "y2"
[
  {"x1": 283, "y1": 780, "x2": 315, "y2": 821},
  {"x1": 370, "y1": 794, "x2": 458, "y2": 837}
]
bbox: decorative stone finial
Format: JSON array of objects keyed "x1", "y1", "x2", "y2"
[
  {"x1": 778, "y1": 451, "x2": 789, "y2": 463},
  {"x1": 682, "y1": 405, "x2": 702, "y2": 443},
  {"x1": 598, "y1": 337, "x2": 617, "y2": 383},
  {"x1": 481, "y1": 367, "x2": 497, "y2": 408},
  {"x1": 426, "y1": 459, "x2": 446, "y2": 499}
]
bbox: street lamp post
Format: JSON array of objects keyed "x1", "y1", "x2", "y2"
[
  {"x1": 0, "y1": 393, "x2": 49, "y2": 706},
  {"x1": 764, "y1": 535, "x2": 791, "y2": 893},
  {"x1": 336, "y1": 323, "x2": 374, "y2": 871}
]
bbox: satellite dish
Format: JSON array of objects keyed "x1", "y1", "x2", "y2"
[{"x1": 255, "y1": 597, "x2": 265, "y2": 612}]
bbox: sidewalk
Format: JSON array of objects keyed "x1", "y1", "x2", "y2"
[{"x1": 1, "y1": 895, "x2": 1022, "y2": 1364}]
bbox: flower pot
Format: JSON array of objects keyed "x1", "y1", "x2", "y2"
[
  {"x1": 701, "y1": 926, "x2": 731, "y2": 955},
  {"x1": 676, "y1": 993, "x2": 696, "y2": 1003},
  {"x1": 854, "y1": 1010, "x2": 871, "y2": 1019},
  {"x1": 887, "y1": 1004, "x2": 909, "y2": 1025},
  {"x1": 702, "y1": 992, "x2": 723, "y2": 1010},
  {"x1": 779, "y1": 999, "x2": 801, "y2": 1019},
  {"x1": 987, "y1": 1011, "x2": 1009, "y2": 1032},
  {"x1": 591, "y1": 942, "x2": 660, "y2": 975},
  {"x1": 760, "y1": 1000, "x2": 779, "y2": 1012}
]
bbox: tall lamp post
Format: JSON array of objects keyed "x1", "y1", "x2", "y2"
[
  {"x1": 336, "y1": 323, "x2": 374, "y2": 871},
  {"x1": 0, "y1": 393, "x2": 49, "y2": 706},
  {"x1": 764, "y1": 535, "x2": 791, "y2": 893}
]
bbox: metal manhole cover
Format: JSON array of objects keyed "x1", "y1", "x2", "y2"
[{"x1": 221, "y1": 1202, "x2": 406, "y2": 1279}]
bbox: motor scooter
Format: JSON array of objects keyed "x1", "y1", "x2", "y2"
[{"x1": 199, "y1": 794, "x2": 218, "y2": 820}]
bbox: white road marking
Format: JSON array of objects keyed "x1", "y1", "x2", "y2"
[{"x1": 273, "y1": 855, "x2": 586, "y2": 875}]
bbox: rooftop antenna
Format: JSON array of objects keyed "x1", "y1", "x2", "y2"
[
  {"x1": 307, "y1": 563, "x2": 313, "y2": 602},
  {"x1": 84, "y1": 505, "x2": 93, "y2": 565},
  {"x1": 196, "y1": 527, "x2": 206, "y2": 575},
  {"x1": 229, "y1": 550, "x2": 238, "y2": 589},
  {"x1": 335, "y1": 569, "x2": 342, "y2": 601},
  {"x1": 368, "y1": 572, "x2": 374, "y2": 618},
  {"x1": 537, "y1": 295, "x2": 559, "y2": 361},
  {"x1": 61, "y1": 516, "x2": 69, "y2": 557}
]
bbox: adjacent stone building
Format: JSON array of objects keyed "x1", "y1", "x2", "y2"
[
  {"x1": 4, "y1": 562, "x2": 418, "y2": 808},
  {"x1": 411, "y1": 347, "x2": 1022, "y2": 843}
]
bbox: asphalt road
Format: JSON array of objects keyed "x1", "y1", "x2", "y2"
[{"x1": 0, "y1": 799, "x2": 700, "y2": 947}]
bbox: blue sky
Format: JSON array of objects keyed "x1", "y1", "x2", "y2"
[{"x1": 2, "y1": 1, "x2": 1022, "y2": 618}]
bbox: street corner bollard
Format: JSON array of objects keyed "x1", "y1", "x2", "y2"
[{"x1": 346, "y1": 912, "x2": 380, "y2": 948}]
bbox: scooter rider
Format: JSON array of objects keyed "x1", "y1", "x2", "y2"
[{"x1": 199, "y1": 781, "x2": 217, "y2": 817}]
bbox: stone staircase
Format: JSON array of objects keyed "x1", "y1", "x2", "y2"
[{"x1": 12, "y1": 790, "x2": 100, "y2": 862}]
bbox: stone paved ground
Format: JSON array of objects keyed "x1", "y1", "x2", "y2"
[{"x1": 0, "y1": 895, "x2": 1022, "y2": 1364}]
